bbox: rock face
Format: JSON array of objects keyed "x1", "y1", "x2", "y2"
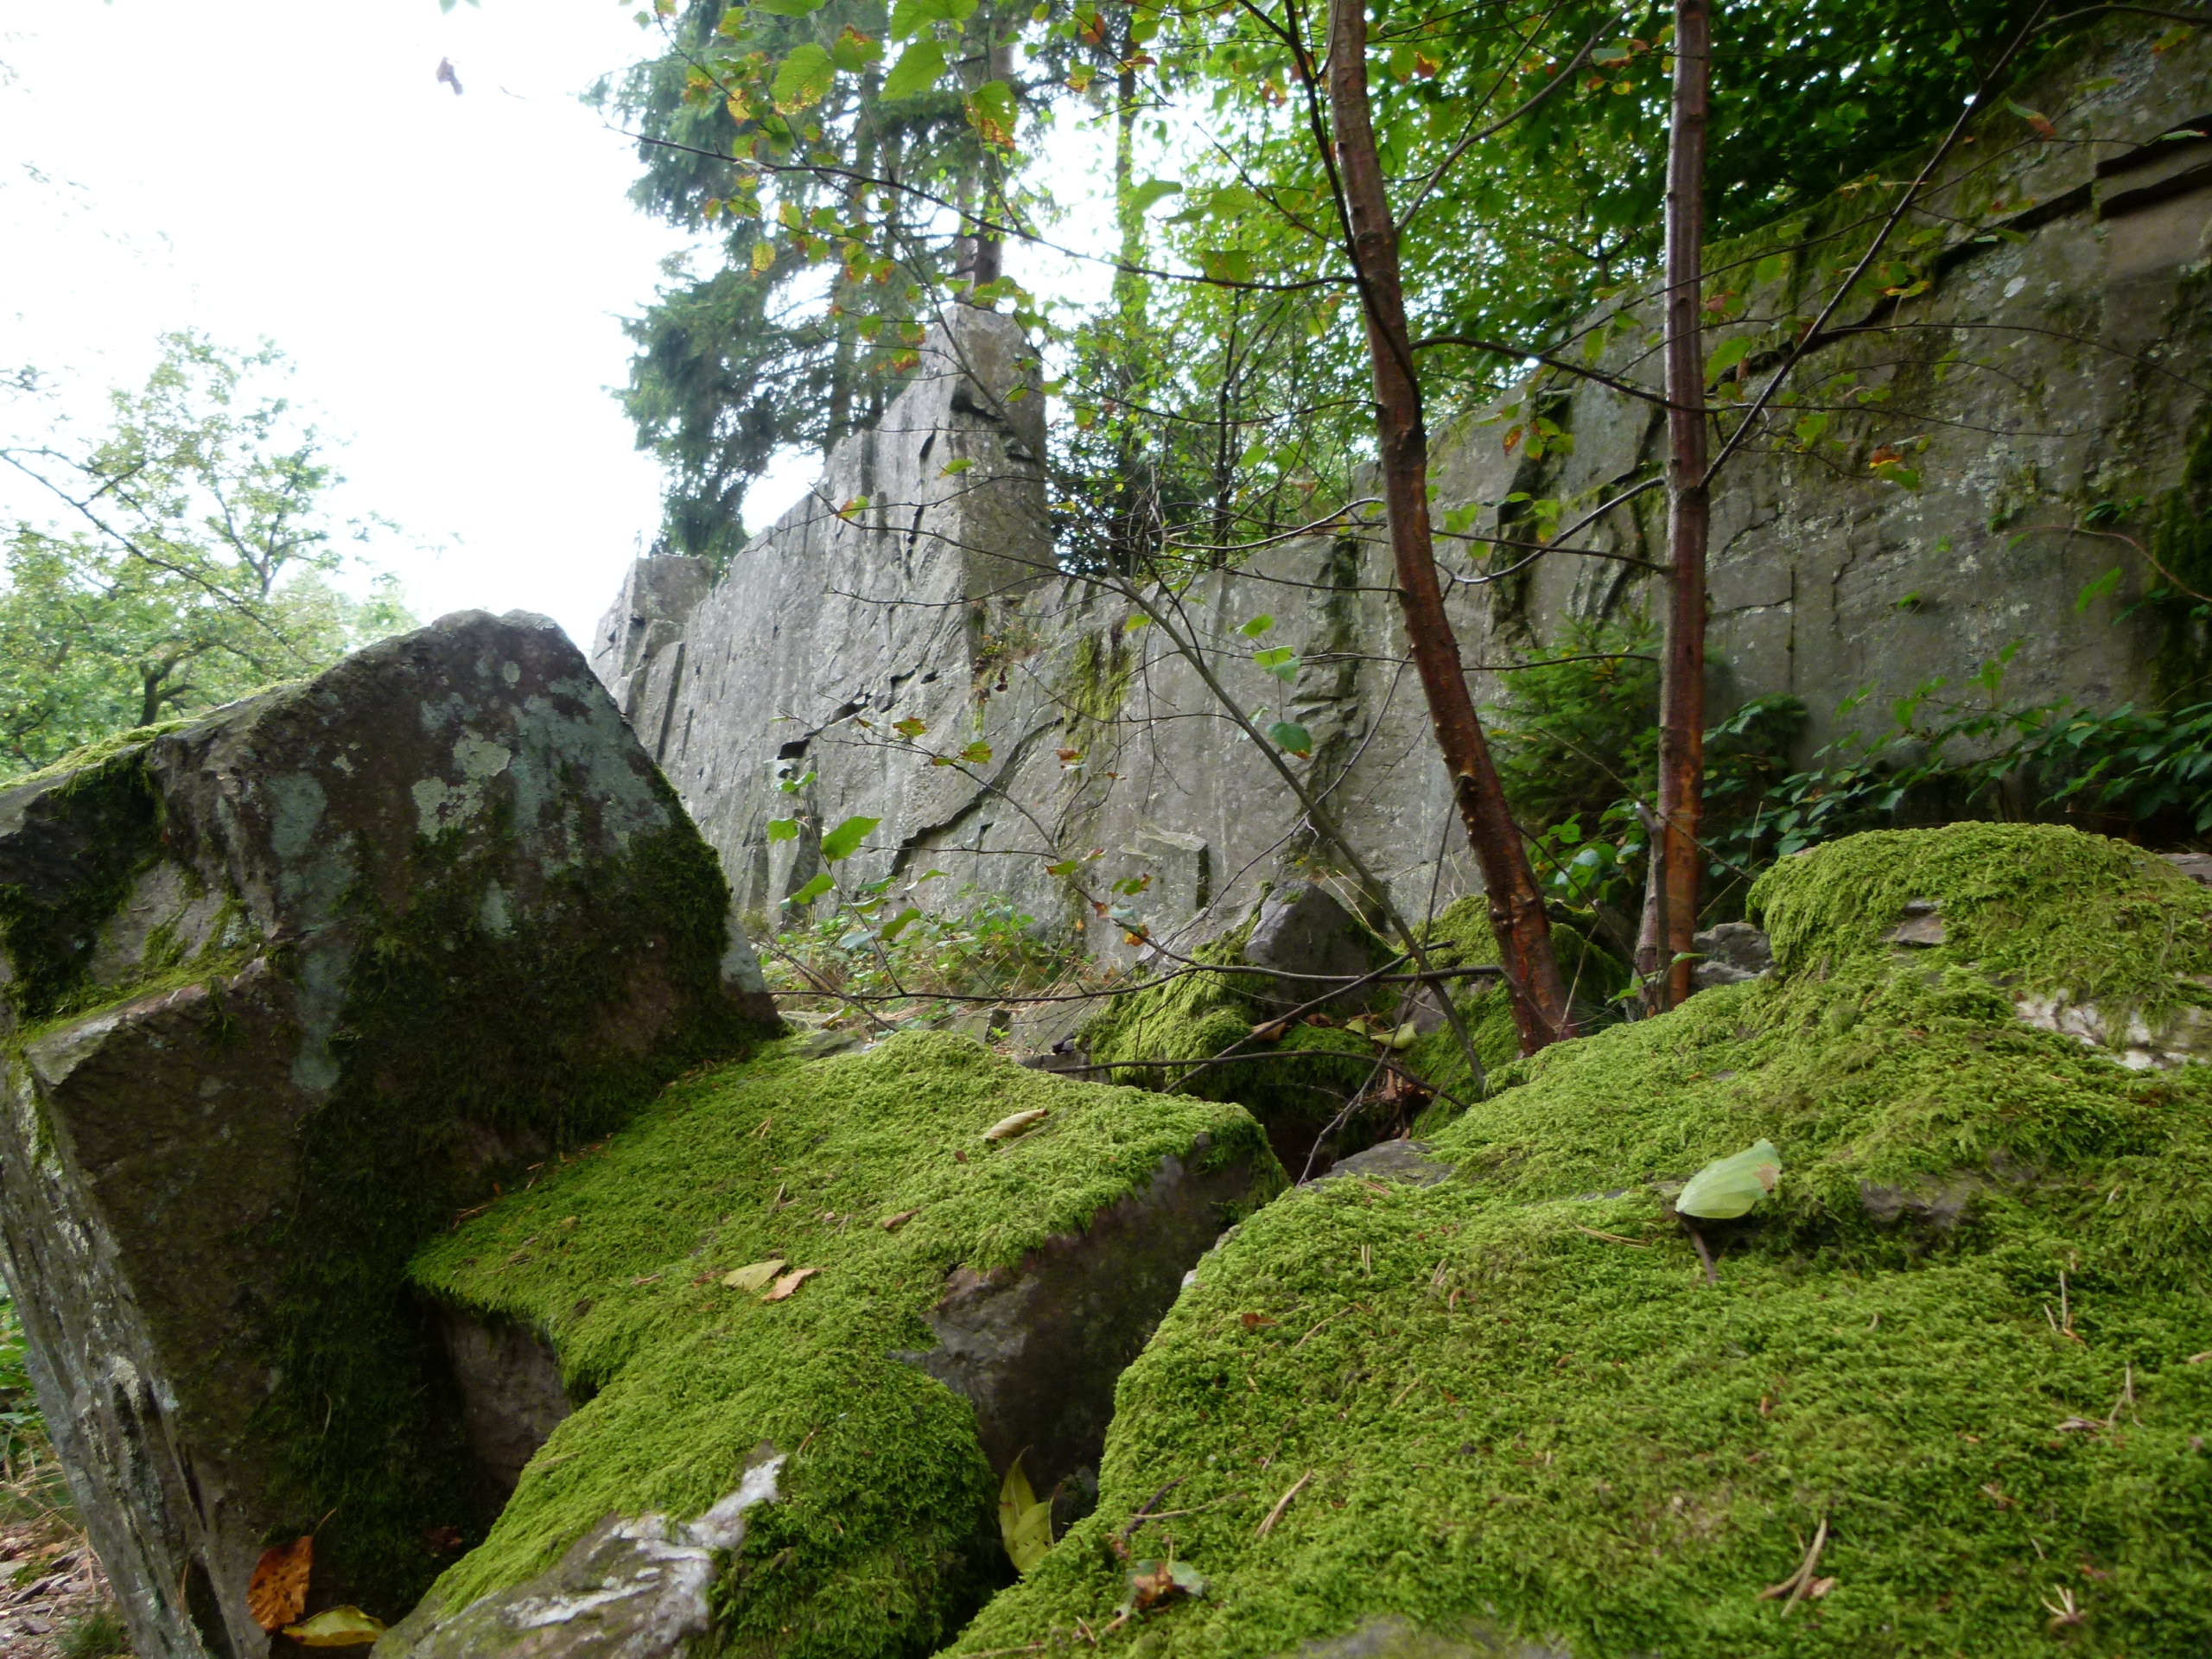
[
  {"x1": 946, "y1": 826, "x2": 2212, "y2": 1659},
  {"x1": 591, "y1": 24, "x2": 2212, "y2": 969},
  {"x1": 1243, "y1": 886, "x2": 1384, "y2": 1012},
  {"x1": 0, "y1": 611, "x2": 776, "y2": 1659},
  {"x1": 384, "y1": 1034, "x2": 1282, "y2": 1659}
]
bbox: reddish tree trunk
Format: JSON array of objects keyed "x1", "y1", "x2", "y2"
[
  {"x1": 1643, "y1": 0, "x2": 1713, "y2": 1012},
  {"x1": 1325, "y1": 0, "x2": 1578, "y2": 1052}
]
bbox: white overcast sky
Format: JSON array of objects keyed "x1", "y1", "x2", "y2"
[
  {"x1": 0, "y1": 2, "x2": 795, "y2": 650},
  {"x1": 0, "y1": 3, "x2": 1133, "y2": 651}
]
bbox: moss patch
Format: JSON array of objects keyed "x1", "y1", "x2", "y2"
[
  {"x1": 947, "y1": 826, "x2": 2212, "y2": 1658},
  {"x1": 407, "y1": 1033, "x2": 1282, "y2": 1659}
]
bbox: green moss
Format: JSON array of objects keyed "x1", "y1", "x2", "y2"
[
  {"x1": 406, "y1": 1033, "x2": 1281, "y2": 1659},
  {"x1": 947, "y1": 825, "x2": 2212, "y2": 1658}
]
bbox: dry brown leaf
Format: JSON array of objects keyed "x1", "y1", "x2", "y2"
[
  {"x1": 247, "y1": 1535, "x2": 313, "y2": 1631},
  {"x1": 1249, "y1": 1020, "x2": 1287, "y2": 1042},
  {"x1": 723, "y1": 1259, "x2": 786, "y2": 1293},
  {"x1": 880, "y1": 1207, "x2": 923, "y2": 1232},
  {"x1": 762, "y1": 1267, "x2": 822, "y2": 1302}
]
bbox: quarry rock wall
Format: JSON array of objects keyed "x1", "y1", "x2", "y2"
[{"x1": 592, "y1": 23, "x2": 2212, "y2": 959}]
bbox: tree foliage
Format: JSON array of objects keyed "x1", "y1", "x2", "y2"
[{"x1": 0, "y1": 334, "x2": 416, "y2": 778}]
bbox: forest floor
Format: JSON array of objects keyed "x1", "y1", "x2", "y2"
[{"x1": 0, "y1": 1441, "x2": 127, "y2": 1658}]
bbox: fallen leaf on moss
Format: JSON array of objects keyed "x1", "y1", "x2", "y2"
[
  {"x1": 880, "y1": 1207, "x2": 923, "y2": 1231},
  {"x1": 1249, "y1": 1020, "x2": 1287, "y2": 1042},
  {"x1": 247, "y1": 1535, "x2": 313, "y2": 1631},
  {"x1": 1240, "y1": 1313, "x2": 1279, "y2": 1330},
  {"x1": 1120, "y1": 1558, "x2": 1205, "y2": 1616},
  {"x1": 998, "y1": 1453, "x2": 1054, "y2": 1574},
  {"x1": 762, "y1": 1267, "x2": 821, "y2": 1301},
  {"x1": 723, "y1": 1259, "x2": 787, "y2": 1292},
  {"x1": 283, "y1": 1605, "x2": 386, "y2": 1646},
  {"x1": 983, "y1": 1108, "x2": 1050, "y2": 1141},
  {"x1": 1676, "y1": 1140, "x2": 1782, "y2": 1218}
]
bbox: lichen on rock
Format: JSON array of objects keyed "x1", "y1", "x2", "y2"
[{"x1": 945, "y1": 823, "x2": 2212, "y2": 1659}]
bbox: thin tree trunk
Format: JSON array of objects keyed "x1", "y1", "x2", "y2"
[
  {"x1": 1642, "y1": 0, "x2": 1713, "y2": 1013},
  {"x1": 1112, "y1": 60, "x2": 1142, "y2": 323},
  {"x1": 1325, "y1": 0, "x2": 1577, "y2": 1052}
]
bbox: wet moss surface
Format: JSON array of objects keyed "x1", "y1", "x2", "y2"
[
  {"x1": 946, "y1": 826, "x2": 2212, "y2": 1659},
  {"x1": 405, "y1": 1033, "x2": 1282, "y2": 1659}
]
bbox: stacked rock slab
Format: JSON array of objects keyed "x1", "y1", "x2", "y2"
[
  {"x1": 0, "y1": 612, "x2": 777, "y2": 1659},
  {"x1": 378, "y1": 1033, "x2": 1282, "y2": 1659}
]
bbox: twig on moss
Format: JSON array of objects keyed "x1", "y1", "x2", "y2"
[
  {"x1": 1255, "y1": 1470, "x2": 1314, "y2": 1538},
  {"x1": 1684, "y1": 1223, "x2": 1719, "y2": 1287},
  {"x1": 1758, "y1": 1514, "x2": 1832, "y2": 1611},
  {"x1": 1572, "y1": 1224, "x2": 1650, "y2": 1248}
]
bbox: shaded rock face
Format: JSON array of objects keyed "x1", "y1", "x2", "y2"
[
  {"x1": 0, "y1": 611, "x2": 775, "y2": 1659},
  {"x1": 905, "y1": 1138, "x2": 1267, "y2": 1526},
  {"x1": 1243, "y1": 886, "x2": 1382, "y2": 1013}
]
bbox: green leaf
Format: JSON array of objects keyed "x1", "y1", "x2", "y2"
[
  {"x1": 772, "y1": 43, "x2": 836, "y2": 112},
  {"x1": 959, "y1": 740, "x2": 994, "y2": 765},
  {"x1": 1703, "y1": 336, "x2": 1751, "y2": 381},
  {"x1": 890, "y1": 0, "x2": 976, "y2": 37},
  {"x1": 1238, "y1": 613, "x2": 1274, "y2": 637},
  {"x1": 766, "y1": 817, "x2": 800, "y2": 843},
  {"x1": 940, "y1": 456, "x2": 975, "y2": 475},
  {"x1": 999, "y1": 1454, "x2": 1054, "y2": 1574},
  {"x1": 1267, "y1": 719, "x2": 1312, "y2": 757},
  {"x1": 1127, "y1": 178, "x2": 1182, "y2": 214},
  {"x1": 1198, "y1": 249, "x2": 1255, "y2": 285},
  {"x1": 880, "y1": 906, "x2": 924, "y2": 942},
  {"x1": 892, "y1": 715, "x2": 928, "y2": 739},
  {"x1": 819, "y1": 815, "x2": 880, "y2": 861},
  {"x1": 1253, "y1": 645, "x2": 1300, "y2": 683},
  {"x1": 786, "y1": 873, "x2": 836, "y2": 906},
  {"x1": 1675, "y1": 1140, "x2": 1781, "y2": 1219},
  {"x1": 967, "y1": 79, "x2": 1017, "y2": 147},
  {"x1": 754, "y1": 0, "x2": 828, "y2": 13},
  {"x1": 1793, "y1": 411, "x2": 1829, "y2": 448},
  {"x1": 1752, "y1": 253, "x2": 1787, "y2": 286},
  {"x1": 830, "y1": 24, "x2": 883, "y2": 69},
  {"x1": 882, "y1": 40, "x2": 947, "y2": 99}
]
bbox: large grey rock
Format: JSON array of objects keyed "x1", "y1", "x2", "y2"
[
  {"x1": 0, "y1": 611, "x2": 776, "y2": 1659},
  {"x1": 1242, "y1": 884, "x2": 1382, "y2": 1012},
  {"x1": 589, "y1": 23, "x2": 2212, "y2": 969}
]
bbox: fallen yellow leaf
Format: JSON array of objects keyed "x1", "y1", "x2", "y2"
[
  {"x1": 283, "y1": 1605, "x2": 386, "y2": 1646},
  {"x1": 723, "y1": 1259, "x2": 786, "y2": 1293},
  {"x1": 983, "y1": 1108, "x2": 1050, "y2": 1141}
]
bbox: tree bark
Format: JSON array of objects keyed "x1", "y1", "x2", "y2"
[
  {"x1": 1643, "y1": 0, "x2": 1713, "y2": 1013},
  {"x1": 1325, "y1": 0, "x2": 1578, "y2": 1052}
]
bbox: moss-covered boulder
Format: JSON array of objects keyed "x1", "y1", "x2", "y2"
[
  {"x1": 949, "y1": 824, "x2": 2212, "y2": 1659},
  {"x1": 0, "y1": 611, "x2": 777, "y2": 1659},
  {"x1": 378, "y1": 1033, "x2": 1284, "y2": 1659}
]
